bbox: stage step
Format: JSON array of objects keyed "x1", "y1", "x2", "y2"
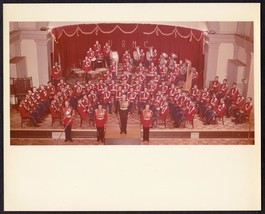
[{"x1": 104, "y1": 124, "x2": 141, "y2": 145}]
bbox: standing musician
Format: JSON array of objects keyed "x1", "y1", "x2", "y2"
[
  {"x1": 93, "y1": 40, "x2": 102, "y2": 57},
  {"x1": 62, "y1": 100, "x2": 75, "y2": 142},
  {"x1": 94, "y1": 104, "x2": 108, "y2": 142},
  {"x1": 51, "y1": 62, "x2": 62, "y2": 86},
  {"x1": 109, "y1": 60, "x2": 117, "y2": 80},
  {"x1": 103, "y1": 42, "x2": 111, "y2": 67},
  {"x1": 141, "y1": 104, "x2": 153, "y2": 142},
  {"x1": 118, "y1": 94, "x2": 130, "y2": 134},
  {"x1": 82, "y1": 58, "x2": 92, "y2": 82}
]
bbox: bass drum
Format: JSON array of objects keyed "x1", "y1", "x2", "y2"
[{"x1": 110, "y1": 51, "x2": 119, "y2": 64}]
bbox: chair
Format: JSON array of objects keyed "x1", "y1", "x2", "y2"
[
  {"x1": 17, "y1": 105, "x2": 32, "y2": 127},
  {"x1": 49, "y1": 106, "x2": 61, "y2": 127}
]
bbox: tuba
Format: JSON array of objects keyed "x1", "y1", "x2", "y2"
[
  {"x1": 133, "y1": 46, "x2": 140, "y2": 61},
  {"x1": 146, "y1": 46, "x2": 154, "y2": 62}
]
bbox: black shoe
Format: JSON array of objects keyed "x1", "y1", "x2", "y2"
[
  {"x1": 33, "y1": 124, "x2": 40, "y2": 127},
  {"x1": 124, "y1": 131, "x2": 127, "y2": 134},
  {"x1": 70, "y1": 139, "x2": 73, "y2": 142},
  {"x1": 120, "y1": 132, "x2": 123, "y2": 134},
  {"x1": 64, "y1": 140, "x2": 67, "y2": 142},
  {"x1": 109, "y1": 112, "x2": 112, "y2": 114}
]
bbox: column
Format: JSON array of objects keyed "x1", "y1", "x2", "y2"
[
  {"x1": 203, "y1": 41, "x2": 220, "y2": 88},
  {"x1": 35, "y1": 37, "x2": 51, "y2": 85}
]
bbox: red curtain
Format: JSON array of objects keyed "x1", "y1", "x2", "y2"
[{"x1": 52, "y1": 23, "x2": 204, "y2": 87}]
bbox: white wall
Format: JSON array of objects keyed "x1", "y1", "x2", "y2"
[
  {"x1": 216, "y1": 43, "x2": 234, "y2": 81},
  {"x1": 20, "y1": 39, "x2": 39, "y2": 86}
]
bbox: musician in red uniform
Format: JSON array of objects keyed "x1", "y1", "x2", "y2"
[
  {"x1": 227, "y1": 92, "x2": 245, "y2": 117},
  {"x1": 102, "y1": 86, "x2": 112, "y2": 114},
  {"x1": 152, "y1": 49, "x2": 158, "y2": 65},
  {"x1": 103, "y1": 42, "x2": 111, "y2": 66},
  {"x1": 86, "y1": 48, "x2": 96, "y2": 69},
  {"x1": 225, "y1": 82, "x2": 239, "y2": 107},
  {"x1": 94, "y1": 104, "x2": 107, "y2": 142},
  {"x1": 56, "y1": 78, "x2": 66, "y2": 92},
  {"x1": 139, "y1": 87, "x2": 150, "y2": 113},
  {"x1": 62, "y1": 100, "x2": 75, "y2": 142},
  {"x1": 139, "y1": 49, "x2": 146, "y2": 64},
  {"x1": 47, "y1": 81, "x2": 55, "y2": 98},
  {"x1": 128, "y1": 87, "x2": 137, "y2": 114},
  {"x1": 232, "y1": 97, "x2": 253, "y2": 124},
  {"x1": 82, "y1": 58, "x2": 92, "y2": 81},
  {"x1": 109, "y1": 60, "x2": 117, "y2": 80},
  {"x1": 122, "y1": 50, "x2": 131, "y2": 64},
  {"x1": 217, "y1": 79, "x2": 229, "y2": 100},
  {"x1": 93, "y1": 41, "x2": 102, "y2": 57},
  {"x1": 51, "y1": 62, "x2": 61, "y2": 86},
  {"x1": 141, "y1": 104, "x2": 153, "y2": 142},
  {"x1": 209, "y1": 76, "x2": 220, "y2": 95}
]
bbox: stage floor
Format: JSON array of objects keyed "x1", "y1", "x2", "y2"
[
  {"x1": 10, "y1": 108, "x2": 254, "y2": 132},
  {"x1": 9, "y1": 106, "x2": 255, "y2": 145}
]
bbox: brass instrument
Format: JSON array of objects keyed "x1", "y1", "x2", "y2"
[
  {"x1": 133, "y1": 46, "x2": 140, "y2": 61},
  {"x1": 146, "y1": 46, "x2": 154, "y2": 61}
]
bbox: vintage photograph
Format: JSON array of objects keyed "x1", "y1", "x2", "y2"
[
  {"x1": 10, "y1": 21, "x2": 254, "y2": 145},
  {"x1": 4, "y1": 3, "x2": 261, "y2": 212}
]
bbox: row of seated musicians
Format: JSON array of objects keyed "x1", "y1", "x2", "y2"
[{"x1": 17, "y1": 79, "x2": 253, "y2": 128}]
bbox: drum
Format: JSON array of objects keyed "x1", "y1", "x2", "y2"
[
  {"x1": 110, "y1": 51, "x2": 119, "y2": 64},
  {"x1": 91, "y1": 57, "x2": 96, "y2": 62}
]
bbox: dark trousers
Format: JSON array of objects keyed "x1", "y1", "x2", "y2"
[
  {"x1": 96, "y1": 126, "x2": 105, "y2": 142},
  {"x1": 65, "y1": 124, "x2": 72, "y2": 141},
  {"x1": 143, "y1": 127, "x2": 150, "y2": 142},
  {"x1": 119, "y1": 109, "x2": 128, "y2": 133}
]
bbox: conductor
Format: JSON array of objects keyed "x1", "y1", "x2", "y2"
[
  {"x1": 62, "y1": 100, "x2": 75, "y2": 142},
  {"x1": 118, "y1": 94, "x2": 130, "y2": 134}
]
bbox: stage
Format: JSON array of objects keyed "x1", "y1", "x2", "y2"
[{"x1": 10, "y1": 108, "x2": 254, "y2": 145}]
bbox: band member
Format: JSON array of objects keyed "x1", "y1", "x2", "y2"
[
  {"x1": 152, "y1": 49, "x2": 158, "y2": 65},
  {"x1": 192, "y1": 67, "x2": 199, "y2": 87},
  {"x1": 209, "y1": 76, "x2": 220, "y2": 95},
  {"x1": 122, "y1": 50, "x2": 131, "y2": 64},
  {"x1": 62, "y1": 100, "x2": 75, "y2": 142},
  {"x1": 86, "y1": 48, "x2": 96, "y2": 68},
  {"x1": 82, "y1": 58, "x2": 92, "y2": 81},
  {"x1": 217, "y1": 79, "x2": 229, "y2": 100},
  {"x1": 139, "y1": 49, "x2": 146, "y2": 64},
  {"x1": 56, "y1": 78, "x2": 67, "y2": 92},
  {"x1": 227, "y1": 92, "x2": 245, "y2": 117},
  {"x1": 135, "y1": 62, "x2": 145, "y2": 74},
  {"x1": 93, "y1": 40, "x2": 102, "y2": 57},
  {"x1": 232, "y1": 97, "x2": 253, "y2": 124},
  {"x1": 128, "y1": 87, "x2": 137, "y2": 113},
  {"x1": 118, "y1": 94, "x2": 130, "y2": 134},
  {"x1": 51, "y1": 62, "x2": 61, "y2": 86},
  {"x1": 94, "y1": 104, "x2": 108, "y2": 142},
  {"x1": 139, "y1": 87, "x2": 150, "y2": 113},
  {"x1": 141, "y1": 104, "x2": 153, "y2": 142},
  {"x1": 109, "y1": 60, "x2": 117, "y2": 80},
  {"x1": 103, "y1": 42, "x2": 111, "y2": 66},
  {"x1": 102, "y1": 86, "x2": 112, "y2": 114},
  {"x1": 225, "y1": 82, "x2": 239, "y2": 107}
]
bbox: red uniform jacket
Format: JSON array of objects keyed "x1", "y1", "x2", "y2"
[
  {"x1": 52, "y1": 65, "x2": 61, "y2": 79},
  {"x1": 185, "y1": 106, "x2": 196, "y2": 121},
  {"x1": 77, "y1": 103, "x2": 88, "y2": 120},
  {"x1": 141, "y1": 109, "x2": 153, "y2": 127},
  {"x1": 94, "y1": 109, "x2": 107, "y2": 127},
  {"x1": 216, "y1": 103, "x2": 226, "y2": 117},
  {"x1": 128, "y1": 91, "x2": 137, "y2": 104},
  {"x1": 62, "y1": 106, "x2": 75, "y2": 125},
  {"x1": 140, "y1": 91, "x2": 150, "y2": 103}
]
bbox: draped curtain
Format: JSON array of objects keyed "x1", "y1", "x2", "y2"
[{"x1": 52, "y1": 23, "x2": 204, "y2": 87}]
